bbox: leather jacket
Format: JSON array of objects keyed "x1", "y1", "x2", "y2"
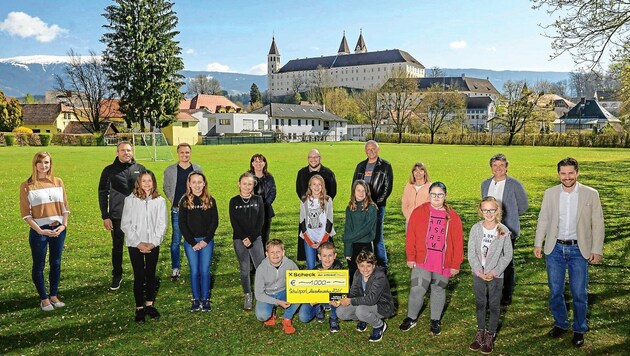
[{"x1": 353, "y1": 157, "x2": 393, "y2": 207}]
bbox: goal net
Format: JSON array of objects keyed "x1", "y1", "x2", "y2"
[{"x1": 132, "y1": 132, "x2": 173, "y2": 162}]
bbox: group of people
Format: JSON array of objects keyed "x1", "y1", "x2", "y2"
[{"x1": 19, "y1": 140, "x2": 604, "y2": 351}]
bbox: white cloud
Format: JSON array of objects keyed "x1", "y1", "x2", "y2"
[
  {"x1": 0, "y1": 11, "x2": 67, "y2": 42},
  {"x1": 248, "y1": 63, "x2": 267, "y2": 75},
  {"x1": 185, "y1": 48, "x2": 196, "y2": 55},
  {"x1": 449, "y1": 40, "x2": 467, "y2": 49},
  {"x1": 206, "y1": 62, "x2": 235, "y2": 72}
]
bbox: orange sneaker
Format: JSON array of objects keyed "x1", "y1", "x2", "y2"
[
  {"x1": 282, "y1": 318, "x2": 296, "y2": 334},
  {"x1": 263, "y1": 313, "x2": 276, "y2": 326}
]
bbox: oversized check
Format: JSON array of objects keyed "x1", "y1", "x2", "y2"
[{"x1": 286, "y1": 270, "x2": 349, "y2": 304}]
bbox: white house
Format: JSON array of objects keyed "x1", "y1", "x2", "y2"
[{"x1": 252, "y1": 103, "x2": 347, "y2": 141}]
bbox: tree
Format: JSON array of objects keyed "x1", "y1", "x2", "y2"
[
  {"x1": 249, "y1": 83, "x2": 262, "y2": 104},
  {"x1": 569, "y1": 69, "x2": 603, "y2": 99},
  {"x1": 290, "y1": 73, "x2": 306, "y2": 96},
  {"x1": 353, "y1": 88, "x2": 387, "y2": 139},
  {"x1": 23, "y1": 93, "x2": 38, "y2": 104},
  {"x1": 307, "y1": 65, "x2": 334, "y2": 105},
  {"x1": 101, "y1": 0, "x2": 184, "y2": 131},
  {"x1": 427, "y1": 66, "x2": 446, "y2": 77},
  {"x1": 54, "y1": 49, "x2": 112, "y2": 134},
  {"x1": 419, "y1": 84, "x2": 466, "y2": 144},
  {"x1": 187, "y1": 75, "x2": 222, "y2": 96},
  {"x1": 532, "y1": 0, "x2": 630, "y2": 68},
  {"x1": 380, "y1": 70, "x2": 423, "y2": 143},
  {"x1": 0, "y1": 89, "x2": 23, "y2": 131},
  {"x1": 494, "y1": 80, "x2": 543, "y2": 145}
]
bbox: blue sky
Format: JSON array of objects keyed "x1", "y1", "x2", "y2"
[{"x1": 0, "y1": 0, "x2": 577, "y2": 73}]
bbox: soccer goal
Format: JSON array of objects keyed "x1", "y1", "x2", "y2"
[{"x1": 132, "y1": 132, "x2": 174, "y2": 162}]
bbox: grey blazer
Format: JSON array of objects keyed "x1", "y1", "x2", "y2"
[
  {"x1": 534, "y1": 183, "x2": 605, "y2": 259},
  {"x1": 481, "y1": 176, "x2": 528, "y2": 236},
  {"x1": 163, "y1": 162, "x2": 203, "y2": 204}
]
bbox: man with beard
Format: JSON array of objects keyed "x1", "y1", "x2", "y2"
[
  {"x1": 98, "y1": 141, "x2": 145, "y2": 290},
  {"x1": 534, "y1": 157, "x2": 604, "y2": 348},
  {"x1": 295, "y1": 149, "x2": 337, "y2": 262}
]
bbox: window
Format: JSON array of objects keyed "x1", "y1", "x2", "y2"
[
  {"x1": 33, "y1": 129, "x2": 41, "y2": 133},
  {"x1": 275, "y1": 119, "x2": 279, "y2": 126},
  {"x1": 324, "y1": 121, "x2": 330, "y2": 130},
  {"x1": 288, "y1": 119, "x2": 292, "y2": 126},
  {"x1": 281, "y1": 119, "x2": 285, "y2": 126},
  {"x1": 243, "y1": 119, "x2": 254, "y2": 130},
  {"x1": 312, "y1": 120, "x2": 315, "y2": 126},
  {"x1": 258, "y1": 120, "x2": 265, "y2": 130},
  {"x1": 182, "y1": 122, "x2": 189, "y2": 128},
  {"x1": 298, "y1": 119, "x2": 301, "y2": 126},
  {"x1": 219, "y1": 119, "x2": 230, "y2": 125}
]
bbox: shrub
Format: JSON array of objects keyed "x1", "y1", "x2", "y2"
[
  {"x1": 12, "y1": 126, "x2": 34, "y2": 134},
  {"x1": 79, "y1": 134, "x2": 95, "y2": 146},
  {"x1": 40, "y1": 133, "x2": 52, "y2": 146},
  {"x1": 94, "y1": 132, "x2": 106, "y2": 146},
  {"x1": 5, "y1": 133, "x2": 16, "y2": 146}
]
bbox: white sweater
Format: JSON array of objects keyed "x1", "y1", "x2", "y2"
[{"x1": 121, "y1": 194, "x2": 167, "y2": 247}]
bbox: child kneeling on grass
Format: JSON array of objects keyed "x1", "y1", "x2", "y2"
[
  {"x1": 334, "y1": 250, "x2": 394, "y2": 342},
  {"x1": 254, "y1": 239, "x2": 300, "y2": 334},
  {"x1": 467, "y1": 196, "x2": 513, "y2": 354},
  {"x1": 298, "y1": 241, "x2": 344, "y2": 332}
]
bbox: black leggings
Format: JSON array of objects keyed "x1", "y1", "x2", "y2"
[{"x1": 128, "y1": 246, "x2": 160, "y2": 308}]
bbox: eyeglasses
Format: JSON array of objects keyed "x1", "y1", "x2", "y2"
[
  {"x1": 429, "y1": 193, "x2": 445, "y2": 199},
  {"x1": 481, "y1": 209, "x2": 497, "y2": 214}
]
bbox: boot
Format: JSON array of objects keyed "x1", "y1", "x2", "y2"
[
  {"x1": 282, "y1": 318, "x2": 296, "y2": 334},
  {"x1": 244, "y1": 293, "x2": 253, "y2": 311},
  {"x1": 469, "y1": 329, "x2": 485, "y2": 351},
  {"x1": 481, "y1": 331, "x2": 495, "y2": 354}
]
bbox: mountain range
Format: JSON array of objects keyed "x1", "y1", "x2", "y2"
[{"x1": 0, "y1": 55, "x2": 570, "y2": 99}]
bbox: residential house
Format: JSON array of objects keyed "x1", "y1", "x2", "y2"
[
  {"x1": 21, "y1": 103, "x2": 74, "y2": 133},
  {"x1": 162, "y1": 111, "x2": 199, "y2": 145},
  {"x1": 593, "y1": 89, "x2": 621, "y2": 116},
  {"x1": 252, "y1": 103, "x2": 347, "y2": 141},
  {"x1": 555, "y1": 98, "x2": 623, "y2": 133}
]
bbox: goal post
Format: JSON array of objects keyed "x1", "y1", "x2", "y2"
[{"x1": 131, "y1": 132, "x2": 174, "y2": 162}]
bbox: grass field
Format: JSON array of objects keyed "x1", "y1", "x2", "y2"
[{"x1": 0, "y1": 142, "x2": 628, "y2": 355}]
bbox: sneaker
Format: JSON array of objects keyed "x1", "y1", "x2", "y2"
[
  {"x1": 430, "y1": 319, "x2": 441, "y2": 336},
  {"x1": 264, "y1": 312, "x2": 276, "y2": 326},
  {"x1": 547, "y1": 326, "x2": 567, "y2": 338},
  {"x1": 40, "y1": 300, "x2": 54, "y2": 312},
  {"x1": 244, "y1": 293, "x2": 253, "y2": 311},
  {"x1": 572, "y1": 332, "x2": 585, "y2": 348},
  {"x1": 144, "y1": 305, "x2": 160, "y2": 319},
  {"x1": 50, "y1": 299, "x2": 65, "y2": 308},
  {"x1": 201, "y1": 299, "x2": 211, "y2": 312},
  {"x1": 110, "y1": 276, "x2": 122, "y2": 291},
  {"x1": 399, "y1": 317, "x2": 417, "y2": 332},
  {"x1": 329, "y1": 317, "x2": 340, "y2": 333},
  {"x1": 356, "y1": 321, "x2": 368, "y2": 332},
  {"x1": 315, "y1": 305, "x2": 325, "y2": 323},
  {"x1": 469, "y1": 329, "x2": 486, "y2": 351},
  {"x1": 190, "y1": 299, "x2": 201, "y2": 312},
  {"x1": 369, "y1": 321, "x2": 388, "y2": 342},
  {"x1": 282, "y1": 318, "x2": 296, "y2": 334},
  {"x1": 171, "y1": 268, "x2": 180, "y2": 282},
  {"x1": 135, "y1": 308, "x2": 145, "y2": 323},
  {"x1": 481, "y1": 331, "x2": 495, "y2": 354}
]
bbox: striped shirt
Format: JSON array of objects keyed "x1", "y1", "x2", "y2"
[{"x1": 20, "y1": 177, "x2": 70, "y2": 227}]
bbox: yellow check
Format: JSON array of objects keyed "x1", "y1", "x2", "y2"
[{"x1": 286, "y1": 270, "x2": 349, "y2": 304}]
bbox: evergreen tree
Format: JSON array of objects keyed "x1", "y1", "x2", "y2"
[
  {"x1": 250, "y1": 83, "x2": 262, "y2": 104},
  {"x1": 101, "y1": 0, "x2": 184, "y2": 131}
]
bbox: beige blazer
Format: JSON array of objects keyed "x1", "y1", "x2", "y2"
[{"x1": 535, "y1": 183, "x2": 605, "y2": 259}]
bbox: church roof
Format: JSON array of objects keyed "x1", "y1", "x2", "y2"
[
  {"x1": 355, "y1": 32, "x2": 367, "y2": 53},
  {"x1": 338, "y1": 34, "x2": 350, "y2": 54},
  {"x1": 269, "y1": 37, "x2": 279, "y2": 55},
  {"x1": 277, "y1": 49, "x2": 424, "y2": 73}
]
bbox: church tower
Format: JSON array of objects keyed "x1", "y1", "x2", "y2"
[
  {"x1": 268, "y1": 36, "x2": 281, "y2": 96},
  {"x1": 354, "y1": 29, "x2": 367, "y2": 53},
  {"x1": 338, "y1": 31, "x2": 350, "y2": 55}
]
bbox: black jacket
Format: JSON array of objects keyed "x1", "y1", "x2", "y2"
[
  {"x1": 349, "y1": 266, "x2": 395, "y2": 317},
  {"x1": 253, "y1": 174, "x2": 276, "y2": 219},
  {"x1": 352, "y1": 157, "x2": 393, "y2": 207},
  {"x1": 98, "y1": 157, "x2": 145, "y2": 220},
  {"x1": 295, "y1": 164, "x2": 337, "y2": 200}
]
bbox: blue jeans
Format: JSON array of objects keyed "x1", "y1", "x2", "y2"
[
  {"x1": 255, "y1": 289, "x2": 299, "y2": 321},
  {"x1": 546, "y1": 243, "x2": 589, "y2": 333},
  {"x1": 170, "y1": 208, "x2": 182, "y2": 270},
  {"x1": 375, "y1": 205, "x2": 388, "y2": 267},
  {"x1": 304, "y1": 240, "x2": 318, "y2": 270},
  {"x1": 184, "y1": 238, "x2": 214, "y2": 300},
  {"x1": 298, "y1": 302, "x2": 337, "y2": 322},
  {"x1": 29, "y1": 226, "x2": 66, "y2": 300}
]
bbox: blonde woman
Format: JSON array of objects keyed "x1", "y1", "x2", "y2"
[{"x1": 401, "y1": 162, "x2": 431, "y2": 222}]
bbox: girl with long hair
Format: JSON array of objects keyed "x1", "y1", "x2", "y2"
[
  {"x1": 299, "y1": 175, "x2": 335, "y2": 269},
  {"x1": 342, "y1": 180, "x2": 377, "y2": 281}
]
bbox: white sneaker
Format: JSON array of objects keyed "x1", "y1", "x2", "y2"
[{"x1": 171, "y1": 268, "x2": 180, "y2": 281}]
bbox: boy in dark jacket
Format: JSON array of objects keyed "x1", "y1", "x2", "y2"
[
  {"x1": 335, "y1": 250, "x2": 394, "y2": 342},
  {"x1": 298, "y1": 241, "x2": 344, "y2": 332}
]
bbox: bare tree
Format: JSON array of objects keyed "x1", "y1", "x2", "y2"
[
  {"x1": 187, "y1": 74, "x2": 222, "y2": 96},
  {"x1": 290, "y1": 73, "x2": 306, "y2": 96},
  {"x1": 532, "y1": 0, "x2": 630, "y2": 68},
  {"x1": 420, "y1": 84, "x2": 466, "y2": 144},
  {"x1": 307, "y1": 65, "x2": 334, "y2": 105},
  {"x1": 380, "y1": 70, "x2": 422, "y2": 143},
  {"x1": 427, "y1": 66, "x2": 446, "y2": 77},
  {"x1": 569, "y1": 69, "x2": 602, "y2": 99},
  {"x1": 54, "y1": 49, "x2": 112, "y2": 134},
  {"x1": 494, "y1": 80, "x2": 543, "y2": 145},
  {"x1": 354, "y1": 88, "x2": 387, "y2": 139}
]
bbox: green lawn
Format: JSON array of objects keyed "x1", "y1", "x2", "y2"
[{"x1": 0, "y1": 143, "x2": 628, "y2": 355}]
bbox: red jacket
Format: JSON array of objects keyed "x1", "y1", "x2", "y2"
[{"x1": 406, "y1": 202, "x2": 464, "y2": 271}]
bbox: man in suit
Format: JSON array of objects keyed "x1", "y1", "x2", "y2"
[
  {"x1": 481, "y1": 153, "x2": 528, "y2": 305},
  {"x1": 534, "y1": 157, "x2": 605, "y2": 348}
]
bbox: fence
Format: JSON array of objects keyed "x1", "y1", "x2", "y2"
[{"x1": 201, "y1": 135, "x2": 276, "y2": 145}]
